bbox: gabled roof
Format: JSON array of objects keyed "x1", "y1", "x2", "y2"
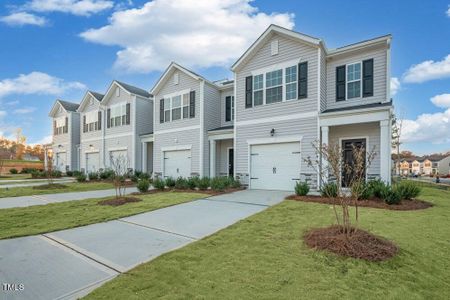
[
  {"x1": 48, "y1": 99, "x2": 79, "y2": 117},
  {"x1": 77, "y1": 90, "x2": 103, "y2": 112},
  {"x1": 101, "y1": 80, "x2": 151, "y2": 106},
  {"x1": 150, "y1": 62, "x2": 211, "y2": 96},
  {"x1": 231, "y1": 24, "x2": 323, "y2": 72},
  {"x1": 327, "y1": 34, "x2": 391, "y2": 58}
]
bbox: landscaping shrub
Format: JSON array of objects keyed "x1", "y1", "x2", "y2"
[
  {"x1": 198, "y1": 176, "x2": 210, "y2": 190},
  {"x1": 137, "y1": 179, "x2": 150, "y2": 193},
  {"x1": 351, "y1": 181, "x2": 372, "y2": 200},
  {"x1": 165, "y1": 177, "x2": 176, "y2": 188},
  {"x1": 139, "y1": 172, "x2": 151, "y2": 181},
  {"x1": 88, "y1": 172, "x2": 99, "y2": 181},
  {"x1": 295, "y1": 181, "x2": 310, "y2": 196},
  {"x1": 66, "y1": 170, "x2": 73, "y2": 177},
  {"x1": 9, "y1": 168, "x2": 18, "y2": 174},
  {"x1": 382, "y1": 187, "x2": 401, "y2": 205},
  {"x1": 231, "y1": 177, "x2": 242, "y2": 188},
  {"x1": 395, "y1": 181, "x2": 421, "y2": 200},
  {"x1": 99, "y1": 169, "x2": 115, "y2": 180},
  {"x1": 367, "y1": 179, "x2": 388, "y2": 199},
  {"x1": 72, "y1": 170, "x2": 82, "y2": 177},
  {"x1": 153, "y1": 177, "x2": 165, "y2": 190},
  {"x1": 321, "y1": 182, "x2": 338, "y2": 198},
  {"x1": 187, "y1": 176, "x2": 199, "y2": 190},
  {"x1": 52, "y1": 170, "x2": 63, "y2": 178},
  {"x1": 175, "y1": 177, "x2": 189, "y2": 190},
  {"x1": 130, "y1": 174, "x2": 139, "y2": 183},
  {"x1": 211, "y1": 177, "x2": 226, "y2": 191},
  {"x1": 20, "y1": 168, "x2": 38, "y2": 174},
  {"x1": 76, "y1": 174, "x2": 87, "y2": 182}
]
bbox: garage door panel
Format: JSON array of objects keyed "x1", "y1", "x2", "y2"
[
  {"x1": 164, "y1": 150, "x2": 191, "y2": 179},
  {"x1": 250, "y1": 142, "x2": 301, "y2": 191},
  {"x1": 86, "y1": 153, "x2": 100, "y2": 173}
]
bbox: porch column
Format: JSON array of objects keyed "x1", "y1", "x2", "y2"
[
  {"x1": 321, "y1": 126, "x2": 329, "y2": 184},
  {"x1": 209, "y1": 140, "x2": 216, "y2": 178},
  {"x1": 380, "y1": 120, "x2": 390, "y2": 183},
  {"x1": 142, "y1": 142, "x2": 147, "y2": 173}
]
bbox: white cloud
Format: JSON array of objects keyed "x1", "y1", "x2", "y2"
[
  {"x1": 13, "y1": 107, "x2": 36, "y2": 114},
  {"x1": 402, "y1": 108, "x2": 450, "y2": 144},
  {"x1": 29, "y1": 135, "x2": 52, "y2": 146},
  {"x1": 431, "y1": 93, "x2": 450, "y2": 108},
  {"x1": 0, "y1": 72, "x2": 85, "y2": 98},
  {"x1": 80, "y1": 0, "x2": 295, "y2": 73},
  {"x1": 390, "y1": 77, "x2": 400, "y2": 96},
  {"x1": 0, "y1": 12, "x2": 48, "y2": 26},
  {"x1": 0, "y1": 111, "x2": 6, "y2": 118},
  {"x1": 5, "y1": 100, "x2": 19, "y2": 106},
  {"x1": 25, "y1": 0, "x2": 114, "y2": 16},
  {"x1": 447, "y1": 5, "x2": 450, "y2": 17},
  {"x1": 403, "y1": 54, "x2": 450, "y2": 83}
]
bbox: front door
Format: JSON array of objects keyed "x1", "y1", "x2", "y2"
[
  {"x1": 228, "y1": 148, "x2": 234, "y2": 177},
  {"x1": 342, "y1": 139, "x2": 366, "y2": 187}
]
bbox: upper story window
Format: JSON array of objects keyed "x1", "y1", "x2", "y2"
[
  {"x1": 83, "y1": 111, "x2": 101, "y2": 133},
  {"x1": 54, "y1": 116, "x2": 68, "y2": 135},
  {"x1": 246, "y1": 62, "x2": 307, "y2": 108},
  {"x1": 347, "y1": 62, "x2": 361, "y2": 99},
  {"x1": 107, "y1": 103, "x2": 130, "y2": 128},
  {"x1": 225, "y1": 96, "x2": 234, "y2": 122},
  {"x1": 161, "y1": 91, "x2": 191, "y2": 123}
]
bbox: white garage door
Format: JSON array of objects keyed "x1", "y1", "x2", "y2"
[
  {"x1": 250, "y1": 142, "x2": 301, "y2": 191},
  {"x1": 109, "y1": 150, "x2": 129, "y2": 167},
  {"x1": 55, "y1": 152, "x2": 67, "y2": 172},
  {"x1": 164, "y1": 150, "x2": 191, "y2": 179},
  {"x1": 86, "y1": 152, "x2": 100, "y2": 173}
]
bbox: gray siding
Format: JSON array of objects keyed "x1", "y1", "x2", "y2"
[
  {"x1": 52, "y1": 109, "x2": 80, "y2": 171},
  {"x1": 79, "y1": 97, "x2": 103, "y2": 171},
  {"x1": 329, "y1": 122, "x2": 381, "y2": 177},
  {"x1": 134, "y1": 96, "x2": 153, "y2": 171},
  {"x1": 326, "y1": 46, "x2": 387, "y2": 110},
  {"x1": 104, "y1": 135, "x2": 133, "y2": 169},
  {"x1": 203, "y1": 83, "x2": 221, "y2": 176},
  {"x1": 70, "y1": 113, "x2": 80, "y2": 170},
  {"x1": 216, "y1": 139, "x2": 233, "y2": 176},
  {"x1": 104, "y1": 85, "x2": 133, "y2": 136},
  {"x1": 320, "y1": 47, "x2": 327, "y2": 112},
  {"x1": 220, "y1": 87, "x2": 234, "y2": 127},
  {"x1": 438, "y1": 156, "x2": 450, "y2": 175}
]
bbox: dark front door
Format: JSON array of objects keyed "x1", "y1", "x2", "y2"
[
  {"x1": 342, "y1": 139, "x2": 366, "y2": 187},
  {"x1": 228, "y1": 148, "x2": 234, "y2": 177}
]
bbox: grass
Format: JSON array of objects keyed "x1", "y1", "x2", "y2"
[
  {"x1": 0, "y1": 181, "x2": 113, "y2": 198},
  {"x1": 0, "y1": 173, "x2": 32, "y2": 180},
  {"x1": 0, "y1": 191, "x2": 205, "y2": 240},
  {"x1": 86, "y1": 186, "x2": 450, "y2": 300}
]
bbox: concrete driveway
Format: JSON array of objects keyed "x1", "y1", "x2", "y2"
[{"x1": 0, "y1": 189, "x2": 289, "y2": 300}]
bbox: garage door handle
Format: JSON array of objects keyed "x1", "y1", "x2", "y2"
[
  {"x1": 251, "y1": 177, "x2": 259, "y2": 180},
  {"x1": 292, "y1": 151, "x2": 301, "y2": 154},
  {"x1": 292, "y1": 178, "x2": 300, "y2": 181}
]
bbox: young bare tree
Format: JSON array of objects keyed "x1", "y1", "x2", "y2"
[
  {"x1": 46, "y1": 157, "x2": 55, "y2": 185},
  {"x1": 0, "y1": 158, "x2": 4, "y2": 176},
  {"x1": 392, "y1": 112, "x2": 404, "y2": 176},
  {"x1": 109, "y1": 154, "x2": 130, "y2": 199},
  {"x1": 304, "y1": 141, "x2": 376, "y2": 236}
]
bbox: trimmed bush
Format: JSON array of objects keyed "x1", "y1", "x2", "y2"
[
  {"x1": 137, "y1": 179, "x2": 150, "y2": 193},
  {"x1": 231, "y1": 177, "x2": 241, "y2": 188},
  {"x1": 211, "y1": 177, "x2": 226, "y2": 191},
  {"x1": 20, "y1": 168, "x2": 38, "y2": 174},
  {"x1": 351, "y1": 181, "x2": 372, "y2": 200},
  {"x1": 52, "y1": 170, "x2": 63, "y2": 178},
  {"x1": 295, "y1": 181, "x2": 310, "y2": 196},
  {"x1": 65, "y1": 170, "x2": 73, "y2": 177},
  {"x1": 9, "y1": 168, "x2": 18, "y2": 174},
  {"x1": 187, "y1": 176, "x2": 199, "y2": 190},
  {"x1": 395, "y1": 181, "x2": 421, "y2": 200},
  {"x1": 153, "y1": 177, "x2": 165, "y2": 190},
  {"x1": 382, "y1": 187, "x2": 401, "y2": 205},
  {"x1": 99, "y1": 169, "x2": 115, "y2": 180},
  {"x1": 367, "y1": 179, "x2": 388, "y2": 199},
  {"x1": 175, "y1": 177, "x2": 189, "y2": 190},
  {"x1": 198, "y1": 177, "x2": 210, "y2": 190},
  {"x1": 88, "y1": 172, "x2": 99, "y2": 181},
  {"x1": 72, "y1": 170, "x2": 82, "y2": 177},
  {"x1": 321, "y1": 182, "x2": 338, "y2": 198},
  {"x1": 165, "y1": 177, "x2": 176, "y2": 188},
  {"x1": 139, "y1": 172, "x2": 151, "y2": 181},
  {"x1": 76, "y1": 174, "x2": 87, "y2": 182}
]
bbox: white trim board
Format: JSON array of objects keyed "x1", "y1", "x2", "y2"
[
  {"x1": 250, "y1": 58, "x2": 302, "y2": 76},
  {"x1": 247, "y1": 135, "x2": 303, "y2": 146},
  {"x1": 208, "y1": 133, "x2": 234, "y2": 141},
  {"x1": 154, "y1": 125, "x2": 200, "y2": 135},
  {"x1": 161, "y1": 144, "x2": 192, "y2": 152},
  {"x1": 320, "y1": 110, "x2": 390, "y2": 127},
  {"x1": 108, "y1": 147, "x2": 128, "y2": 152},
  {"x1": 236, "y1": 111, "x2": 318, "y2": 127}
]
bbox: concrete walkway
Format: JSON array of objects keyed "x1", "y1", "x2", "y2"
[
  {"x1": 0, "y1": 188, "x2": 138, "y2": 209},
  {"x1": 0, "y1": 179, "x2": 75, "y2": 189},
  {"x1": 0, "y1": 190, "x2": 289, "y2": 300}
]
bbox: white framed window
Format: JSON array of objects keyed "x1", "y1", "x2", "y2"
[
  {"x1": 182, "y1": 93, "x2": 189, "y2": 118},
  {"x1": 164, "y1": 98, "x2": 171, "y2": 122},
  {"x1": 85, "y1": 111, "x2": 99, "y2": 132},
  {"x1": 171, "y1": 95, "x2": 182, "y2": 121},
  {"x1": 163, "y1": 92, "x2": 191, "y2": 122},
  {"x1": 347, "y1": 62, "x2": 361, "y2": 99},
  {"x1": 110, "y1": 104, "x2": 126, "y2": 127},
  {"x1": 265, "y1": 69, "x2": 282, "y2": 104},
  {"x1": 55, "y1": 117, "x2": 67, "y2": 135},
  {"x1": 253, "y1": 74, "x2": 264, "y2": 106},
  {"x1": 285, "y1": 65, "x2": 297, "y2": 100}
]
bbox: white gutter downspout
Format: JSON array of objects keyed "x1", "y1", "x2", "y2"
[{"x1": 199, "y1": 80, "x2": 205, "y2": 177}]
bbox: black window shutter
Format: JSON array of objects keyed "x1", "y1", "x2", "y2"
[
  {"x1": 363, "y1": 59, "x2": 374, "y2": 97},
  {"x1": 159, "y1": 99, "x2": 164, "y2": 123},
  {"x1": 225, "y1": 96, "x2": 232, "y2": 122},
  {"x1": 83, "y1": 115, "x2": 86, "y2": 133},
  {"x1": 245, "y1": 76, "x2": 252, "y2": 108},
  {"x1": 336, "y1": 65, "x2": 346, "y2": 101},
  {"x1": 126, "y1": 103, "x2": 131, "y2": 125},
  {"x1": 107, "y1": 109, "x2": 111, "y2": 128},
  {"x1": 53, "y1": 120, "x2": 56, "y2": 135},
  {"x1": 298, "y1": 62, "x2": 308, "y2": 99},
  {"x1": 98, "y1": 111, "x2": 102, "y2": 130},
  {"x1": 64, "y1": 117, "x2": 68, "y2": 133},
  {"x1": 189, "y1": 91, "x2": 196, "y2": 118}
]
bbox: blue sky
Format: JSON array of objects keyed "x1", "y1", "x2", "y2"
[{"x1": 0, "y1": 0, "x2": 449, "y2": 155}]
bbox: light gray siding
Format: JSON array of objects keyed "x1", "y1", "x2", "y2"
[
  {"x1": 70, "y1": 113, "x2": 80, "y2": 170},
  {"x1": 203, "y1": 83, "x2": 222, "y2": 176},
  {"x1": 216, "y1": 139, "x2": 233, "y2": 176},
  {"x1": 329, "y1": 122, "x2": 381, "y2": 177},
  {"x1": 134, "y1": 96, "x2": 153, "y2": 171},
  {"x1": 52, "y1": 109, "x2": 80, "y2": 171},
  {"x1": 104, "y1": 135, "x2": 133, "y2": 169},
  {"x1": 104, "y1": 86, "x2": 133, "y2": 136},
  {"x1": 326, "y1": 46, "x2": 388, "y2": 110},
  {"x1": 320, "y1": 47, "x2": 327, "y2": 112},
  {"x1": 438, "y1": 156, "x2": 450, "y2": 175},
  {"x1": 79, "y1": 97, "x2": 103, "y2": 171}
]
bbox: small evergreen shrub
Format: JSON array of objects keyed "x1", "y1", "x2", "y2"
[
  {"x1": 139, "y1": 172, "x2": 151, "y2": 181},
  {"x1": 367, "y1": 179, "x2": 388, "y2": 199},
  {"x1": 231, "y1": 177, "x2": 241, "y2": 188},
  {"x1": 9, "y1": 168, "x2": 18, "y2": 174},
  {"x1": 52, "y1": 170, "x2": 62, "y2": 178},
  {"x1": 198, "y1": 176, "x2": 210, "y2": 190},
  {"x1": 65, "y1": 170, "x2": 73, "y2": 176},
  {"x1": 20, "y1": 168, "x2": 38, "y2": 174},
  {"x1": 295, "y1": 181, "x2": 310, "y2": 196},
  {"x1": 88, "y1": 172, "x2": 99, "y2": 181},
  {"x1": 211, "y1": 177, "x2": 226, "y2": 191},
  {"x1": 153, "y1": 177, "x2": 165, "y2": 190},
  {"x1": 382, "y1": 187, "x2": 401, "y2": 205},
  {"x1": 351, "y1": 181, "x2": 372, "y2": 200},
  {"x1": 175, "y1": 177, "x2": 189, "y2": 189},
  {"x1": 321, "y1": 182, "x2": 338, "y2": 198},
  {"x1": 72, "y1": 170, "x2": 82, "y2": 177},
  {"x1": 76, "y1": 174, "x2": 87, "y2": 182},
  {"x1": 137, "y1": 179, "x2": 150, "y2": 193},
  {"x1": 187, "y1": 176, "x2": 199, "y2": 190},
  {"x1": 99, "y1": 169, "x2": 115, "y2": 180},
  {"x1": 165, "y1": 177, "x2": 176, "y2": 188},
  {"x1": 395, "y1": 181, "x2": 421, "y2": 200}
]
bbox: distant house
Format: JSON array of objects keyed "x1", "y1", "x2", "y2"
[{"x1": 22, "y1": 154, "x2": 41, "y2": 161}]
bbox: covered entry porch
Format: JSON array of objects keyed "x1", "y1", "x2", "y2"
[
  {"x1": 140, "y1": 133, "x2": 154, "y2": 175},
  {"x1": 208, "y1": 126, "x2": 234, "y2": 177}
]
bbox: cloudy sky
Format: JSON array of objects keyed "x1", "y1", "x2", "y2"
[{"x1": 0, "y1": 0, "x2": 449, "y2": 154}]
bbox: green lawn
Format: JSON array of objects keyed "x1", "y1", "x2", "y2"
[
  {"x1": 86, "y1": 186, "x2": 450, "y2": 300},
  {"x1": 0, "y1": 181, "x2": 113, "y2": 198},
  {"x1": 0, "y1": 191, "x2": 205, "y2": 240},
  {"x1": 0, "y1": 174, "x2": 32, "y2": 181}
]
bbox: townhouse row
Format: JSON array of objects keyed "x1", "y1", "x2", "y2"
[
  {"x1": 396, "y1": 156, "x2": 450, "y2": 176},
  {"x1": 49, "y1": 25, "x2": 393, "y2": 191}
]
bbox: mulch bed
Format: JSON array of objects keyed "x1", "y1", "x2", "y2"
[
  {"x1": 132, "y1": 187, "x2": 246, "y2": 196},
  {"x1": 286, "y1": 195, "x2": 432, "y2": 211},
  {"x1": 32, "y1": 184, "x2": 68, "y2": 190},
  {"x1": 97, "y1": 197, "x2": 142, "y2": 206},
  {"x1": 304, "y1": 225, "x2": 398, "y2": 261}
]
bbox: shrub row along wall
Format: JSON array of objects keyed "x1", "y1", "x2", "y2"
[{"x1": 0, "y1": 161, "x2": 44, "y2": 174}]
